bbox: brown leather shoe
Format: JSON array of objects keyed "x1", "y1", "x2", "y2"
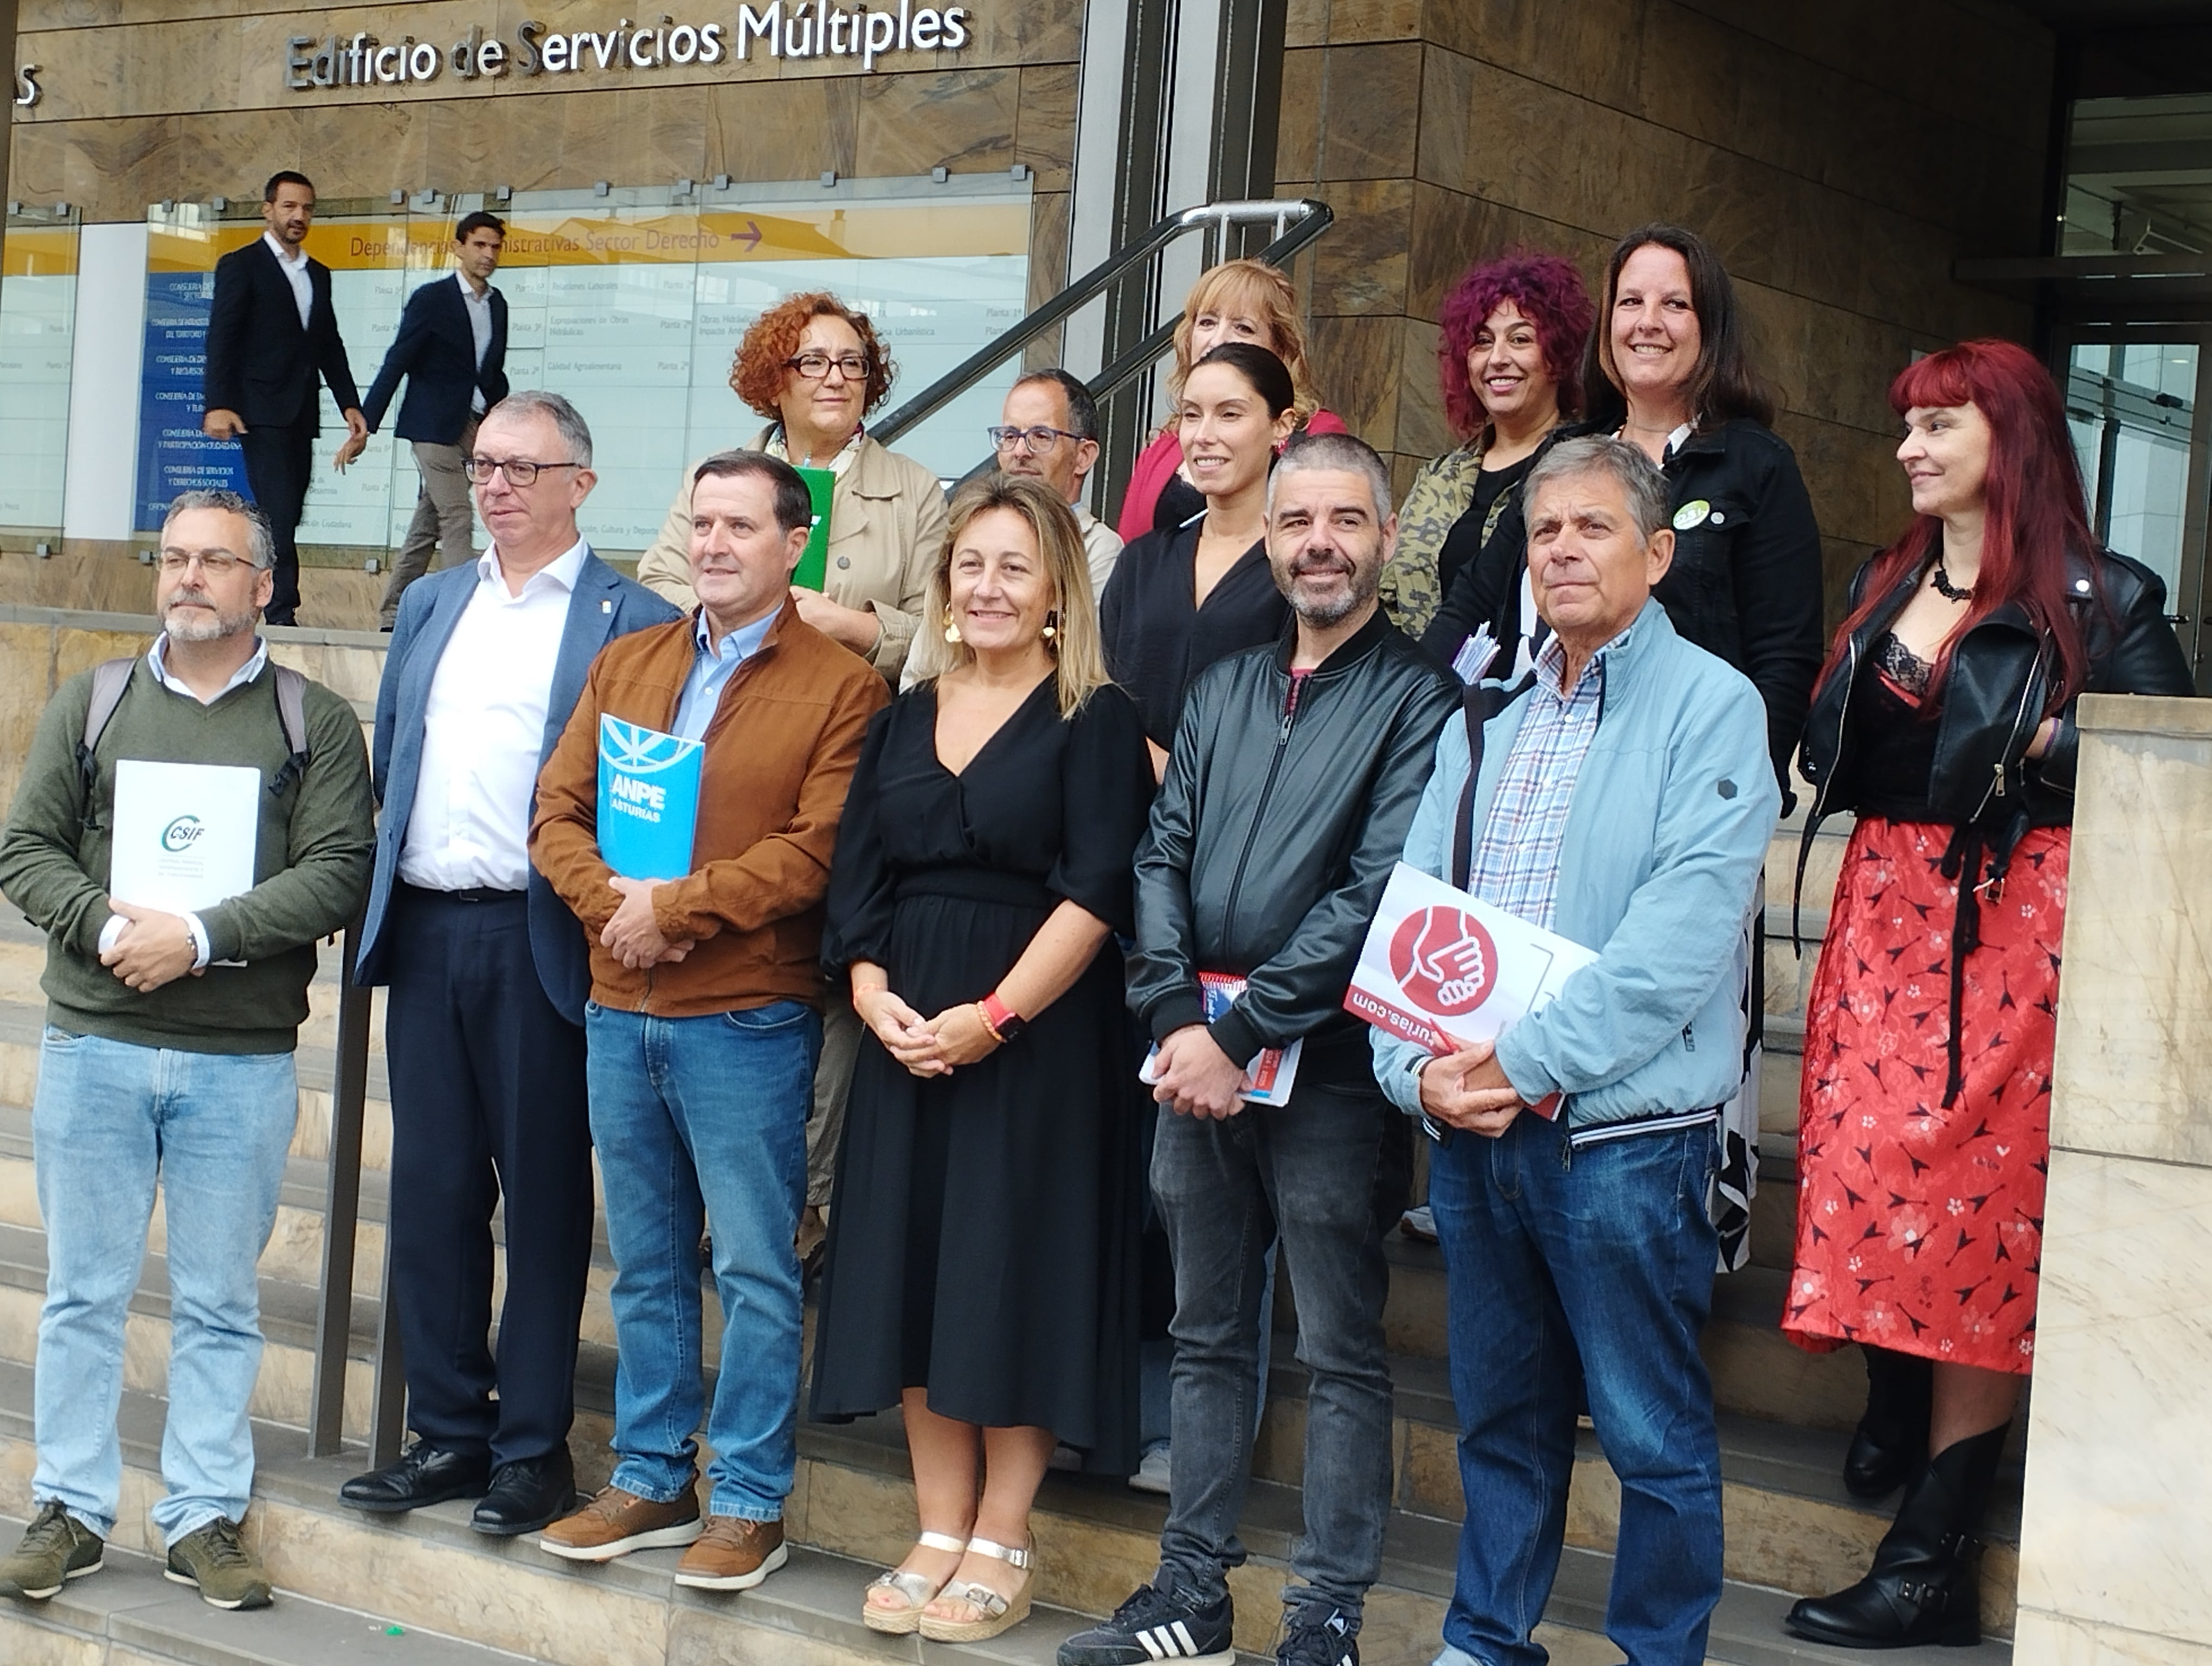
[
  {"x1": 673, "y1": 1515, "x2": 788, "y2": 1591},
  {"x1": 538, "y1": 1484, "x2": 702, "y2": 1564}
]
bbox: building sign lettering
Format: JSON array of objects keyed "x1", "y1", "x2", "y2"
[
  {"x1": 285, "y1": 5, "x2": 970, "y2": 90},
  {"x1": 12, "y1": 65, "x2": 40, "y2": 107}
]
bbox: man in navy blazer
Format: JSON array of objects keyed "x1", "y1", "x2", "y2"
[
  {"x1": 344, "y1": 390, "x2": 679, "y2": 1537},
  {"x1": 353, "y1": 212, "x2": 511, "y2": 629},
  {"x1": 202, "y1": 171, "x2": 365, "y2": 627}
]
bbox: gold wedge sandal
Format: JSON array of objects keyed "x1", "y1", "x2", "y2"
[
  {"x1": 917, "y1": 1535, "x2": 1033, "y2": 1644},
  {"x1": 861, "y1": 1530, "x2": 968, "y2": 1634}
]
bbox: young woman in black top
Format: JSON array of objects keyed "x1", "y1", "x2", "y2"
[{"x1": 1099, "y1": 342, "x2": 1298, "y2": 779}]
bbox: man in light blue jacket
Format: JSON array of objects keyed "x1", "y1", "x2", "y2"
[{"x1": 1371, "y1": 437, "x2": 1780, "y2": 1666}]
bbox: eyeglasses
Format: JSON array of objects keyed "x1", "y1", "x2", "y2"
[
  {"x1": 989, "y1": 425, "x2": 1083, "y2": 453},
  {"x1": 462, "y1": 456, "x2": 584, "y2": 486},
  {"x1": 157, "y1": 550, "x2": 253, "y2": 574},
  {"x1": 783, "y1": 351, "x2": 872, "y2": 382}
]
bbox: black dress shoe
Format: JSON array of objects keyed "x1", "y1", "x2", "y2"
[
  {"x1": 340, "y1": 1441, "x2": 492, "y2": 1514},
  {"x1": 471, "y1": 1449, "x2": 578, "y2": 1537}
]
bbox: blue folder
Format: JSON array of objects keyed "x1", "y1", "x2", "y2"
[{"x1": 597, "y1": 715, "x2": 705, "y2": 881}]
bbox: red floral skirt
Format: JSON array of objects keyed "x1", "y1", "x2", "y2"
[{"x1": 1783, "y1": 817, "x2": 2068, "y2": 1375}]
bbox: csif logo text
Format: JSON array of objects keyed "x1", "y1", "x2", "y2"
[
  {"x1": 285, "y1": 3, "x2": 970, "y2": 92},
  {"x1": 161, "y1": 816, "x2": 207, "y2": 854}
]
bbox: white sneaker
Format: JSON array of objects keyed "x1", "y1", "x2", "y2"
[
  {"x1": 1128, "y1": 1445, "x2": 1171, "y2": 1495},
  {"x1": 1049, "y1": 1443, "x2": 1083, "y2": 1472},
  {"x1": 1399, "y1": 1205, "x2": 1437, "y2": 1244}
]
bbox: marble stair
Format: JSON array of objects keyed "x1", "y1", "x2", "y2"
[{"x1": 0, "y1": 821, "x2": 2025, "y2": 1664}]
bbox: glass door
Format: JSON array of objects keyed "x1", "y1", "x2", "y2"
[{"x1": 2056, "y1": 329, "x2": 2211, "y2": 689}]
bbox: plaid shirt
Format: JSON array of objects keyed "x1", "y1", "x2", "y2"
[{"x1": 1465, "y1": 623, "x2": 1629, "y2": 929}]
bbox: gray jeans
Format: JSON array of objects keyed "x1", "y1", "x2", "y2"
[
  {"x1": 379, "y1": 424, "x2": 477, "y2": 625},
  {"x1": 1150, "y1": 1079, "x2": 1405, "y2": 1620}
]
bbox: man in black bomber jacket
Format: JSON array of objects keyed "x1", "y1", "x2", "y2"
[{"x1": 1062, "y1": 433, "x2": 1456, "y2": 1666}]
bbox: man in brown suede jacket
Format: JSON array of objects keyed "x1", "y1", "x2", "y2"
[{"x1": 528, "y1": 449, "x2": 886, "y2": 1592}]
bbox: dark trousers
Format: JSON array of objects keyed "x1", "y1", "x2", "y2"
[
  {"x1": 237, "y1": 422, "x2": 313, "y2": 623},
  {"x1": 1149, "y1": 1080, "x2": 1406, "y2": 1621},
  {"x1": 384, "y1": 886, "x2": 593, "y2": 1468}
]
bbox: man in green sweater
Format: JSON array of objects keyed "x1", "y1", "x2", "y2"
[{"x1": 0, "y1": 489, "x2": 374, "y2": 1612}]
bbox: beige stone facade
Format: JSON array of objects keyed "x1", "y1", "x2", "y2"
[{"x1": 2017, "y1": 693, "x2": 2212, "y2": 1664}]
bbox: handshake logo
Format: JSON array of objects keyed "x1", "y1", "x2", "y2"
[{"x1": 1387, "y1": 905, "x2": 1499, "y2": 1018}]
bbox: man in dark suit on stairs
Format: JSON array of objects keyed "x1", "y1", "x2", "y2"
[
  {"x1": 340, "y1": 389, "x2": 679, "y2": 1537},
  {"x1": 351, "y1": 211, "x2": 511, "y2": 629},
  {"x1": 201, "y1": 170, "x2": 366, "y2": 627}
]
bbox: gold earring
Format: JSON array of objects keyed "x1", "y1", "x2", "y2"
[
  {"x1": 944, "y1": 618, "x2": 962, "y2": 644},
  {"x1": 1040, "y1": 611, "x2": 1058, "y2": 644}
]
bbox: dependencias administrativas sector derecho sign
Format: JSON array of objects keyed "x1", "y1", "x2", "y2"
[{"x1": 285, "y1": 3, "x2": 972, "y2": 91}]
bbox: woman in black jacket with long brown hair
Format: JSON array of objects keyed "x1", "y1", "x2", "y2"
[{"x1": 1782, "y1": 338, "x2": 2192, "y2": 1650}]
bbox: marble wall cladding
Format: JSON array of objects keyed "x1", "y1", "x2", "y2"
[
  {"x1": 2018, "y1": 1151, "x2": 2212, "y2": 1649},
  {"x1": 2017, "y1": 701, "x2": 2212, "y2": 1663},
  {"x1": 1283, "y1": 0, "x2": 2044, "y2": 632},
  {"x1": 2048, "y1": 697, "x2": 2212, "y2": 1169}
]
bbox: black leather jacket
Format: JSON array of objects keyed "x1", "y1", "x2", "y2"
[
  {"x1": 1420, "y1": 418, "x2": 1825, "y2": 804},
  {"x1": 1797, "y1": 544, "x2": 2192, "y2": 1108},
  {"x1": 1130, "y1": 607, "x2": 1457, "y2": 1086},
  {"x1": 1798, "y1": 544, "x2": 2195, "y2": 836}
]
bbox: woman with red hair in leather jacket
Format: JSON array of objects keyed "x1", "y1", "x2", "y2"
[{"x1": 1782, "y1": 338, "x2": 2193, "y2": 1651}]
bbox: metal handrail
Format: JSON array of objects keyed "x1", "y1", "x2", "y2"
[{"x1": 870, "y1": 197, "x2": 1333, "y2": 450}]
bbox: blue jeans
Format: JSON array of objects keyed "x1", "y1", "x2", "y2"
[
  {"x1": 1149, "y1": 1082, "x2": 1401, "y2": 1621},
  {"x1": 585, "y1": 1001, "x2": 819, "y2": 1521},
  {"x1": 1427, "y1": 1115, "x2": 1722, "y2": 1666},
  {"x1": 30, "y1": 1029, "x2": 297, "y2": 1544}
]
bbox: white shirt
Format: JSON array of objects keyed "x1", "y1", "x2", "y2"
[
  {"x1": 262, "y1": 230, "x2": 313, "y2": 329},
  {"x1": 1074, "y1": 504, "x2": 1123, "y2": 598},
  {"x1": 95, "y1": 632, "x2": 275, "y2": 969},
  {"x1": 455, "y1": 272, "x2": 496, "y2": 415},
  {"x1": 398, "y1": 541, "x2": 588, "y2": 892}
]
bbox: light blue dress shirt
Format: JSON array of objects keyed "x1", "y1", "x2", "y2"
[{"x1": 671, "y1": 608, "x2": 776, "y2": 741}]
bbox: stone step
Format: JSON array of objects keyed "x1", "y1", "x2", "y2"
[
  {"x1": 0, "y1": 1510, "x2": 531, "y2": 1665},
  {"x1": 0, "y1": 1363, "x2": 2005, "y2": 1666},
  {"x1": 0, "y1": 1202, "x2": 2023, "y2": 1643}
]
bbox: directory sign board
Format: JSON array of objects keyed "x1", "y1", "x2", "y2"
[
  {"x1": 0, "y1": 225, "x2": 78, "y2": 533},
  {"x1": 135, "y1": 189, "x2": 1030, "y2": 554}
]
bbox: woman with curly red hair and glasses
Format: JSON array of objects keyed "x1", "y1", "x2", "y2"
[
  {"x1": 1782, "y1": 339, "x2": 2191, "y2": 1651},
  {"x1": 1378, "y1": 252, "x2": 1592, "y2": 641},
  {"x1": 637, "y1": 291, "x2": 948, "y2": 690},
  {"x1": 634, "y1": 290, "x2": 949, "y2": 1266}
]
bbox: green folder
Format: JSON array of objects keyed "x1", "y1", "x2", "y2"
[{"x1": 793, "y1": 466, "x2": 835, "y2": 592}]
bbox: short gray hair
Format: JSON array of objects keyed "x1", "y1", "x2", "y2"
[
  {"x1": 1268, "y1": 429, "x2": 1394, "y2": 523},
  {"x1": 1521, "y1": 435, "x2": 1670, "y2": 544},
  {"x1": 162, "y1": 489, "x2": 274, "y2": 569},
  {"x1": 484, "y1": 389, "x2": 593, "y2": 468}
]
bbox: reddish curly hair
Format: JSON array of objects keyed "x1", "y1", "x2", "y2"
[
  {"x1": 730, "y1": 292, "x2": 896, "y2": 421},
  {"x1": 1436, "y1": 253, "x2": 1594, "y2": 438}
]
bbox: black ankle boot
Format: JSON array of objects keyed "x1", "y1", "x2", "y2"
[
  {"x1": 1786, "y1": 1421, "x2": 2007, "y2": 1650},
  {"x1": 1843, "y1": 1346, "x2": 1933, "y2": 1498}
]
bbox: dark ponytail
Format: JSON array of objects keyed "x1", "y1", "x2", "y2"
[{"x1": 1192, "y1": 342, "x2": 1297, "y2": 419}]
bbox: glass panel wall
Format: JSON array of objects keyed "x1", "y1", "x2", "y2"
[
  {"x1": 2062, "y1": 94, "x2": 2212, "y2": 256},
  {"x1": 138, "y1": 177, "x2": 1030, "y2": 561},
  {"x1": 0, "y1": 207, "x2": 81, "y2": 543},
  {"x1": 2065, "y1": 339, "x2": 2200, "y2": 598}
]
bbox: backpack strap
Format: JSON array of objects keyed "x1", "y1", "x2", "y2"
[
  {"x1": 75, "y1": 658, "x2": 138, "y2": 809},
  {"x1": 267, "y1": 665, "x2": 313, "y2": 798},
  {"x1": 1449, "y1": 683, "x2": 1496, "y2": 893}
]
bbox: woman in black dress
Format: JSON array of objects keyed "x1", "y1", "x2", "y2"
[
  {"x1": 1100, "y1": 341, "x2": 1299, "y2": 778},
  {"x1": 813, "y1": 475, "x2": 1153, "y2": 1644}
]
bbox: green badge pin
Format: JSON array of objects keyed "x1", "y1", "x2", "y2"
[{"x1": 1672, "y1": 499, "x2": 1712, "y2": 531}]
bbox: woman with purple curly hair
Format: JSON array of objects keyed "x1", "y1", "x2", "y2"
[{"x1": 1377, "y1": 252, "x2": 1593, "y2": 642}]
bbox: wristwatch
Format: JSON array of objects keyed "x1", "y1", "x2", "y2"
[{"x1": 979, "y1": 990, "x2": 1026, "y2": 1043}]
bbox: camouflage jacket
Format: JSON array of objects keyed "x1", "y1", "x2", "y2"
[{"x1": 1379, "y1": 434, "x2": 1496, "y2": 638}]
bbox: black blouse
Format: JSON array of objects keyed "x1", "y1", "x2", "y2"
[
  {"x1": 1098, "y1": 520, "x2": 1289, "y2": 748},
  {"x1": 1850, "y1": 633, "x2": 1942, "y2": 822}
]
